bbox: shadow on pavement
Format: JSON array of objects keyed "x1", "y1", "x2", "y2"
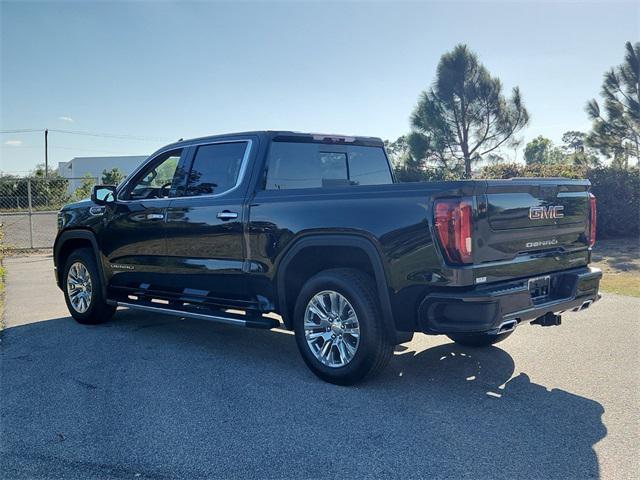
[{"x1": 1, "y1": 310, "x2": 606, "y2": 479}]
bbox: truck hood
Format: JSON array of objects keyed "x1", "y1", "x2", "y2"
[{"x1": 60, "y1": 198, "x2": 95, "y2": 211}]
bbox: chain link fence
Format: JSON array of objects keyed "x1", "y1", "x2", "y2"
[{"x1": 0, "y1": 177, "x2": 98, "y2": 249}]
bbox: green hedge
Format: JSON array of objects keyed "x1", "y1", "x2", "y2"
[
  {"x1": 588, "y1": 167, "x2": 640, "y2": 239},
  {"x1": 0, "y1": 176, "x2": 71, "y2": 211},
  {"x1": 479, "y1": 163, "x2": 639, "y2": 239},
  {"x1": 394, "y1": 165, "x2": 461, "y2": 182}
]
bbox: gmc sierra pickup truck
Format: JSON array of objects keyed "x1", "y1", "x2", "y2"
[{"x1": 54, "y1": 131, "x2": 601, "y2": 384}]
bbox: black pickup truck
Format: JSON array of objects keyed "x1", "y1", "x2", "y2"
[{"x1": 54, "y1": 131, "x2": 601, "y2": 384}]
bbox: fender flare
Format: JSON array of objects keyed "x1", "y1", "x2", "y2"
[
  {"x1": 53, "y1": 229, "x2": 107, "y2": 297},
  {"x1": 275, "y1": 234, "x2": 401, "y2": 340}
]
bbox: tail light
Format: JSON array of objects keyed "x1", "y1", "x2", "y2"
[
  {"x1": 434, "y1": 197, "x2": 473, "y2": 264},
  {"x1": 589, "y1": 193, "x2": 597, "y2": 247}
]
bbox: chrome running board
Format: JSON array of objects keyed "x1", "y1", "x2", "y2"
[{"x1": 113, "y1": 301, "x2": 279, "y2": 329}]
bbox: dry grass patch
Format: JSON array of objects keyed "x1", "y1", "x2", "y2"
[
  {"x1": 592, "y1": 238, "x2": 640, "y2": 297},
  {"x1": 599, "y1": 274, "x2": 640, "y2": 297}
]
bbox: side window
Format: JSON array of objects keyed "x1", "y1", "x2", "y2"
[
  {"x1": 346, "y1": 146, "x2": 393, "y2": 186},
  {"x1": 127, "y1": 149, "x2": 183, "y2": 200},
  {"x1": 265, "y1": 142, "x2": 322, "y2": 189},
  {"x1": 185, "y1": 142, "x2": 248, "y2": 196},
  {"x1": 265, "y1": 142, "x2": 392, "y2": 190}
]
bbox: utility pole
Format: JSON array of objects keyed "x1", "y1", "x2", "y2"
[{"x1": 44, "y1": 128, "x2": 49, "y2": 177}]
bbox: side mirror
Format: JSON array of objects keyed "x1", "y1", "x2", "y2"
[{"x1": 91, "y1": 185, "x2": 116, "y2": 205}]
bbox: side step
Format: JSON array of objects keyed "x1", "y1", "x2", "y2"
[{"x1": 109, "y1": 300, "x2": 280, "y2": 329}]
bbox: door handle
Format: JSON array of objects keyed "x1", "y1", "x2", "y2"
[
  {"x1": 146, "y1": 213, "x2": 165, "y2": 220},
  {"x1": 217, "y1": 211, "x2": 238, "y2": 220}
]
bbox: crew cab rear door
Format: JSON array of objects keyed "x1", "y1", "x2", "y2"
[{"x1": 164, "y1": 139, "x2": 255, "y2": 310}]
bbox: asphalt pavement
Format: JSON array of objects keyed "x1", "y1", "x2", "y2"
[{"x1": 1, "y1": 254, "x2": 638, "y2": 479}]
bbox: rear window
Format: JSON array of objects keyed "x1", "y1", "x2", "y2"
[{"x1": 265, "y1": 142, "x2": 392, "y2": 190}]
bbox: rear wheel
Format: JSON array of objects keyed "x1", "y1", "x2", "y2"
[
  {"x1": 63, "y1": 248, "x2": 115, "y2": 325},
  {"x1": 293, "y1": 269, "x2": 394, "y2": 385},
  {"x1": 447, "y1": 330, "x2": 513, "y2": 347}
]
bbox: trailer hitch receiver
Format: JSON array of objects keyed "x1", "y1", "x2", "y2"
[{"x1": 531, "y1": 312, "x2": 562, "y2": 327}]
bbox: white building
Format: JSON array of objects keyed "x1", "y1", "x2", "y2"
[{"x1": 58, "y1": 155, "x2": 148, "y2": 193}]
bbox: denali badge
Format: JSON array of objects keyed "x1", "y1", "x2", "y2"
[
  {"x1": 110, "y1": 264, "x2": 134, "y2": 270},
  {"x1": 529, "y1": 205, "x2": 564, "y2": 220},
  {"x1": 526, "y1": 239, "x2": 558, "y2": 248}
]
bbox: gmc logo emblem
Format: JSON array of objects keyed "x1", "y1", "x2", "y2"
[{"x1": 529, "y1": 205, "x2": 565, "y2": 220}]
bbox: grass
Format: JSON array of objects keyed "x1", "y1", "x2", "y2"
[
  {"x1": 591, "y1": 238, "x2": 640, "y2": 297},
  {"x1": 599, "y1": 273, "x2": 640, "y2": 297}
]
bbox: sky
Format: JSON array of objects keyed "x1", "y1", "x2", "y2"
[{"x1": 1, "y1": 0, "x2": 638, "y2": 174}]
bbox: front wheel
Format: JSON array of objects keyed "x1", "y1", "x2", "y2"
[
  {"x1": 63, "y1": 248, "x2": 116, "y2": 325},
  {"x1": 447, "y1": 330, "x2": 513, "y2": 347},
  {"x1": 293, "y1": 268, "x2": 394, "y2": 385}
]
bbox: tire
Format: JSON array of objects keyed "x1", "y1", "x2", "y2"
[
  {"x1": 293, "y1": 268, "x2": 394, "y2": 385},
  {"x1": 447, "y1": 330, "x2": 514, "y2": 347},
  {"x1": 63, "y1": 248, "x2": 116, "y2": 325}
]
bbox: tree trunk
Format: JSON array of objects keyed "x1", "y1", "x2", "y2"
[
  {"x1": 461, "y1": 141, "x2": 472, "y2": 178},
  {"x1": 464, "y1": 156, "x2": 472, "y2": 177}
]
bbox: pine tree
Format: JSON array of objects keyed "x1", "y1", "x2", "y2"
[
  {"x1": 409, "y1": 44, "x2": 529, "y2": 177},
  {"x1": 586, "y1": 41, "x2": 640, "y2": 168}
]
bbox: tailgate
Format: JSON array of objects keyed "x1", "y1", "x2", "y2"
[{"x1": 474, "y1": 178, "x2": 592, "y2": 266}]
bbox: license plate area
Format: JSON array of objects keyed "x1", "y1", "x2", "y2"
[{"x1": 528, "y1": 275, "x2": 551, "y2": 303}]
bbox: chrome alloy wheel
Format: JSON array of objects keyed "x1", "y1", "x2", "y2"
[
  {"x1": 304, "y1": 290, "x2": 361, "y2": 368},
  {"x1": 66, "y1": 262, "x2": 93, "y2": 314}
]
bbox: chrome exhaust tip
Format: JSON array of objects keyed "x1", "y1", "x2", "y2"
[
  {"x1": 572, "y1": 300, "x2": 594, "y2": 312},
  {"x1": 496, "y1": 319, "x2": 518, "y2": 335},
  {"x1": 580, "y1": 300, "x2": 593, "y2": 311}
]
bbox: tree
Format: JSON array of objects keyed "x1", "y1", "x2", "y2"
[
  {"x1": 23, "y1": 163, "x2": 69, "y2": 208},
  {"x1": 560, "y1": 131, "x2": 600, "y2": 167},
  {"x1": 485, "y1": 153, "x2": 506, "y2": 165},
  {"x1": 523, "y1": 135, "x2": 596, "y2": 166},
  {"x1": 562, "y1": 131, "x2": 587, "y2": 154},
  {"x1": 524, "y1": 136, "x2": 553, "y2": 164},
  {"x1": 73, "y1": 174, "x2": 96, "y2": 201},
  {"x1": 523, "y1": 136, "x2": 567, "y2": 165},
  {"x1": 385, "y1": 135, "x2": 461, "y2": 182},
  {"x1": 409, "y1": 44, "x2": 530, "y2": 177},
  {"x1": 383, "y1": 136, "x2": 411, "y2": 166},
  {"x1": 385, "y1": 135, "x2": 426, "y2": 181},
  {"x1": 586, "y1": 41, "x2": 640, "y2": 168},
  {"x1": 101, "y1": 167, "x2": 124, "y2": 186},
  {"x1": 31, "y1": 163, "x2": 61, "y2": 178}
]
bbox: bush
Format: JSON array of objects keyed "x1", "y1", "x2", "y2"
[
  {"x1": 480, "y1": 162, "x2": 587, "y2": 179},
  {"x1": 73, "y1": 175, "x2": 96, "y2": 201},
  {"x1": 0, "y1": 175, "x2": 70, "y2": 211},
  {"x1": 479, "y1": 163, "x2": 639, "y2": 239},
  {"x1": 394, "y1": 165, "x2": 462, "y2": 182},
  {"x1": 101, "y1": 168, "x2": 124, "y2": 186},
  {"x1": 588, "y1": 167, "x2": 640, "y2": 239}
]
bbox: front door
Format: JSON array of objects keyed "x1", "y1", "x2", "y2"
[
  {"x1": 164, "y1": 140, "x2": 253, "y2": 309},
  {"x1": 99, "y1": 147, "x2": 188, "y2": 294}
]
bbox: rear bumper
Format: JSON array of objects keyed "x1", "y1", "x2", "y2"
[{"x1": 417, "y1": 266, "x2": 602, "y2": 335}]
